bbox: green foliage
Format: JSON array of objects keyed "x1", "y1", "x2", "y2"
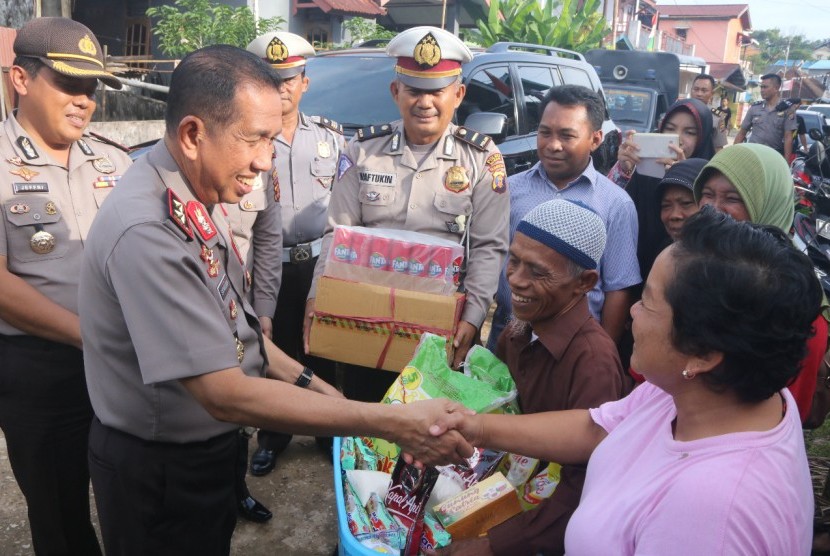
[
  {"x1": 748, "y1": 29, "x2": 824, "y2": 70},
  {"x1": 342, "y1": 17, "x2": 395, "y2": 47},
  {"x1": 472, "y1": 0, "x2": 609, "y2": 52},
  {"x1": 146, "y1": 0, "x2": 286, "y2": 57}
]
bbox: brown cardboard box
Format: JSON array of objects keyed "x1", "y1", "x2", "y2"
[
  {"x1": 308, "y1": 276, "x2": 465, "y2": 372},
  {"x1": 432, "y1": 472, "x2": 521, "y2": 541}
]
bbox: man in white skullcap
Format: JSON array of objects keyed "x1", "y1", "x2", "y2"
[
  {"x1": 305, "y1": 26, "x2": 510, "y2": 402},
  {"x1": 245, "y1": 32, "x2": 344, "y2": 476},
  {"x1": 446, "y1": 199, "x2": 627, "y2": 556}
]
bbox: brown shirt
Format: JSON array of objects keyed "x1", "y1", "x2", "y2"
[
  {"x1": 0, "y1": 113, "x2": 132, "y2": 335},
  {"x1": 489, "y1": 296, "x2": 626, "y2": 556}
]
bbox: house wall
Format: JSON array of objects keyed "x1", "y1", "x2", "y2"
[{"x1": 660, "y1": 18, "x2": 736, "y2": 64}]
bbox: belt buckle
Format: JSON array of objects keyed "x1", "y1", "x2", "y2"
[{"x1": 289, "y1": 244, "x2": 311, "y2": 263}]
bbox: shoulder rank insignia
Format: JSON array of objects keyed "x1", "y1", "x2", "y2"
[
  {"x1": 311, "y1": 115, "x2": 344, "y2": 134},
  {"x1": 16, "y1": 136, "x2": 39, "y2": 160},
  {"x1": 186, "y1": 201, "x2": 218, "y2": 242},
  {"x1": 357, "y1": 124, "x2": 394, "y2": 142},
  {"x1": 453, "y1": 127, "x2": 491, "y2": 151},
  {"x1": 167, "y1": 189, "x2": 193, "y2": 240},
  {"x1": 751, "y1": 100, "x2": 764, "y2": 106},
  {"x1": 77, "y1": 139, "x2": 95, "y2": 156}
]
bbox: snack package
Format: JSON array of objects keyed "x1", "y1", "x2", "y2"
[
  {"x1": 355, "y1": 529, "x2": 405, "y2": 553},
  {"x1": 325, "y1": 226, "x2": 465, "y2": 295},
  {"x1": 343, "y1": 473, "x2": 373, "y2": 537},
  {"x1": 420, "y1": 512, "x2": 452, "y2": 554},
  {"x1": 354, "y1": 436, "x2": 379, "y2": 471},
  {"x1": 369, "y1": 334, "x2": 518, "y2": 472},
  {"x1": 436, "y1": 448, "x2": 508, "y2": 494},
  {"x1": 340, "y1": 437, "x2": 357, "y2": 471},
  {"x1": 518, "y1": 462, "x2": 563, "y2": 511},
  {"x1": 385, "y1": 458, "x2": 440, "y2": 556},
  {"x1": 365, "y1": 492, "x2": 400, "y2": 534},
  {"x1": 346, "y1": 469, "x2": 392, "y2": 507},
  {"x1": 432, "y1": 472, "x2": 521, "y2": 541}
]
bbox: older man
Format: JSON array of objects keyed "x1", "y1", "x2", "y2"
[
  {"x1": 488, "y1": 85, "x2": 640, "y2": 350},
  {"x1": 0, "y1": 18, "x2": 132, "y2": 555},
  {"x1": 306, "y1": 26, "x2": 509, "y2": 401},
  {"x1": 79, "y1": 45, "x2": 471, "y2": 555},
  {"x1": 444, "y1": 199, "x2": 627, "y2": 556}
]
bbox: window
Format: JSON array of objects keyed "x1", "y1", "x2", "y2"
[
  {"x1": 676, "y1": 28, "x2": 687, "y2": 40},
  {"x1": 558, "y1": 66, "x2": 593, "y2": 89},
  {"x1": 517, "y1": 65, "x2": 555, "y2": 133},
  {"x1": 461, "y1": 65, "x2": 516, "y2": 136},
  {"x1": 307, "y1": 26, "x2": 329, "y2": 47},
  {"x1": 124, "y1": 17, "x2": 150, "y2": 57}
]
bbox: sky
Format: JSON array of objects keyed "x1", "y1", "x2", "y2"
[{"x1": 657, "y1": 0, "x2": 830, "y2": 41}]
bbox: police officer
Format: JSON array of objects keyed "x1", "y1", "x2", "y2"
[
  {"x1": 79, "y1": 45, "x2": 471, "y2": 554},
  {"x1": 689, "y1": 73, "x2": 727, "y2": 152},
  {"x1": 734, "y1": 73, "x2": 797, "y2": 160},
  {"x1": 0, "y1": 17, "x2": 131, "y2": 555},
  {"x1": 244, "y1": 32, "x2": 343, "y2": 477},
  {"x1": 223, "y1": 173, "x2": 282, "y2": 521},
  {"x1": 304, "y1": 26, "x2": 510, "y2": 401}
]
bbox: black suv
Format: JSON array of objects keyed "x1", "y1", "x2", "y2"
[{"x1": 300, "y1": 42, "x2": 620, "y2": 175}]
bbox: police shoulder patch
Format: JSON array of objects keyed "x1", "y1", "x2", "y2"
[
  {"x1": 751, "y1": 100, "x2": 764, "y2": 106},
  {"x1": 453, "y1": 127, "x2": 491, "y2": 151},
  {"x1": 311, "y1": 116, "x2": 344, "y2": 135},
  {"x1": 356, "y1": 124, "x2": 394, "y2": 142}
]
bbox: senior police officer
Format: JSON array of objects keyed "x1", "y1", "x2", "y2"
[
  {"x1": 734, "y1": 73, "x2": 797, "y2": 160},
  {"x1": 245, "y1": 31, "x2": 343, "y2": 477},
  {"x1": 224, "y1": 172, "x2": 282, "y2": 521},
  {"x1": 304, "y1": 26, "x2": 510, "y2": 401},
  {"x1": 0, "y1": 17, "x2": 131, "y2": 555},
  {"x1": 79, "y1": 45, "x2": 472, "y2": 554}
]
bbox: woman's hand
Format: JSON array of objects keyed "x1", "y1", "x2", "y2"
[
  {"x1": 617, "y1": 130, "x2": 640, "y2": 175},
  {"x1": 656, "y1": 142, "x2": 686, "y2": 170}
]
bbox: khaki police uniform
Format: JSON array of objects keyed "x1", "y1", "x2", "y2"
[
  {"x1": 82, "y1": 142, "x2": 267, "y2": 552},
  {"x1": 712, "y1": 107, "x2": 728, "y2": 149},
  {"x1": 741, "y1": 100, "x2": 798, "y2": 153},
  {"x1": 0, "y1": 113, "x2": 131, "y2": 556},
  {"x1": 255, "y1": 113, "x2": 344, "y2": 455},
  {"x1": 312, "y1": 119, "x2": 510, "y2": 336}
]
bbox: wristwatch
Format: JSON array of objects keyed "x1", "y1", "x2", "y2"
[{"x1": 295, "y1": 366, "x2": 314, "y2": 388}]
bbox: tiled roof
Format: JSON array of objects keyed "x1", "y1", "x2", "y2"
[
  {"x1": 314, "y1": 0, "x2": 385, "y2": 16},
  {"x1": 657, "y1": 4, "x2": 748, "y2": 18}
]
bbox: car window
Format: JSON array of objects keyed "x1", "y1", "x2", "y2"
[
  {"x1": 460, "y1": 65, "x2": 516, "y2": 137},
  {"x1": 558, "y1": 66, "x2": 594, "y2": 89},
  {"x1": 302, "y1": 55, "x2": 400, "y2": 128},
  {"x1": 517, "y1": 65, "x2": 555, "y2": 133}
]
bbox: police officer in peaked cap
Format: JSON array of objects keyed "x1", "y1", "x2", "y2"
[
  {"x1": 0, "y1": 17, "x2": 131, "y2": 555},
  {"x1": 304, "y1": 26, "x2": 510, "y2": 401},
  {"x1": 245, "y1": 31, "x2": 345, "y2": 476}
]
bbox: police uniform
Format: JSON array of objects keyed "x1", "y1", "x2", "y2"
[
  {"x1": 0, "y1": 18, "x2": 130, "y2": 556},
  {"x1": 310, "y1": 27, "x2": 510, "y2": 401},
  {"x1": 82, "y1": 142, "x2": 268, "y2": 553},
  {"x1": 741, "y1": 99, "x2": 798, "y2": 154},
  {"x1": 712, "y1": 107, "x2": 728, "y2": 149},
  {"x1": 246, "y1": 32, "x2": 345, "y2": 461}
]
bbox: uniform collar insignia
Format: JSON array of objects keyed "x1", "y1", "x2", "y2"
[
  {"x1": 167, "y1": 189, "x2": 193, "y2": 240},
  {"x1": 77, "y1": 139, "x2": 95, "y2": 156},
  {"x1": 185, "y1": 200, "x2": 218, "y2": 242},
  {"x1": 16, "y1": 136, "x2": 39, "y2": 160}
]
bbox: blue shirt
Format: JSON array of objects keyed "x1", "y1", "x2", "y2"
[{"x1": 489, "y1": 159, "x2": 641, "y2": 347}]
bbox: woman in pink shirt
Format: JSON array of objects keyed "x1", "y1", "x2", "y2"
[{"x1": 446, "y1": 207, "x2": 817, "y2": 555}]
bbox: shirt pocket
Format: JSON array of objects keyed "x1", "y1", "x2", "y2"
[
  {"x1": 433, "y1": 193, "x2": 473, "y2": 235},
  {"x1": 311, "y1": 158, "x2": 336, "y2": 201},
  {"x1": 3, "y1": 197, "x2": 71, "y2": 262},
  {"x1": 92, "y1": 188, "x2": 113, "y2": 208},
  {"x1": 358, "y1": 182, "x2": 396, "y2": 207}
]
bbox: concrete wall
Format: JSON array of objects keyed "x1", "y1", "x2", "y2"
[{"x1": 87, "y1": 120, "x2": 165, "y2": 148}]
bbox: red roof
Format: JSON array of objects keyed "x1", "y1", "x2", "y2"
[
  {"x1": 657, "y1": 4, "x2": 748, "y2": 18},
  {"x1": 311, "y1": 0, "x2": 386, "y2": 16}
]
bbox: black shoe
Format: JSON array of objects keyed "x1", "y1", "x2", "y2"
[
  {"x1": 238, "y1": 495, "x2": 272, "y2": 523},
  {"x1": 250, "y1": 447, "x2": 279, "y2": 476}
]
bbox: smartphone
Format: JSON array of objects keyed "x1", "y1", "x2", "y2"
[{"x1": 632, "y1": 133, "x2": 679, "y2": 158}]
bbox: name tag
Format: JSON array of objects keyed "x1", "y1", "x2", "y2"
[
  {"x1": 13, "y1": 182, "x2": 49, "y2": 194},
  {"x1": 358, "y1": 171, "x2": 396, "y2": 186},
  {"x1": 217, "y1": 274, "x2": 230, "y2": 300}
]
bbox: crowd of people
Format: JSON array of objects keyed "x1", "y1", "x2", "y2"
[{"x1": 0, "y1": 16, "x2": 822, "y2": 556}]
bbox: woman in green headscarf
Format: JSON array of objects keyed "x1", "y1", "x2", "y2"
[{"x1": 693, "y1": 142, "x2": 824, "y2": 425}]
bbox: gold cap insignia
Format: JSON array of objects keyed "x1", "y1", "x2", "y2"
[
  {"x1": 266, "y1": 37, "x2": 289, "y2": 64},
  {"x1": 413, "y1": 33, "x2": 441, "y2": 68},
  {"x1": 78, "y1": 34, "x2": 97, "y2": 56}
]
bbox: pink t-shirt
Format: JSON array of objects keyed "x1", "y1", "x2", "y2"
[{"x1": 564, "y1": 383, "x2": 813, "y2": 555}]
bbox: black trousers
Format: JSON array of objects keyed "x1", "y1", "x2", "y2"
[
  {"x1": 0, "y1": 334, "x2": 101, "y2": 556},
  {"x1": 257, "y1": 255, "x2": 337, "y2": 451},
  {"x1": 88, "y1": 419, "x2": 238, "y2": 556}
]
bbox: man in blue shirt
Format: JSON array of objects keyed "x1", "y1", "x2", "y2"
[{"x1": 488, "y1": 85, "x2": 640, "y2": 349}]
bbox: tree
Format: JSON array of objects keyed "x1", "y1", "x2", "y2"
[
  {"x1": 748, "y1": 29, "x2": 823, "y2": 70},
  {"x1": 472, "y1": 0, "x2": 609, "y2": 52},
  {"x1": 146, "y1": 0, "x2": 286, "y2": 58},
  {"x1": 342, "y1": 17, "x2": 395, "y2": 47}
]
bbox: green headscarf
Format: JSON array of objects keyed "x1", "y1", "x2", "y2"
[{"x1": 693, "y1": 143, "x2": 794, "y2": 232}]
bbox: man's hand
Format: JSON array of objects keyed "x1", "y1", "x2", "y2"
[
  {"x1": 617, "y1": 130, "x2": 640, "y2": 175},
  {"x1": 393, "y1": 399, "x2": 475, "y2": 467},
  {"x1": 451, "y1": 320, "x2": 478, "y2": 369},
  {"x1": 303, "y1": 298, "x2": 315, "y2": 354},
  {"x1": 430, "y1": 536, "x2": 493, "y2": 556},
  {"x1": 258, "y1": 316, "x2": 273, "y2": 340}
]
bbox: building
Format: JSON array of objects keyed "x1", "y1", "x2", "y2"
[{"x1": 656, "y1": 3, "x2": 752, "y2": 65}]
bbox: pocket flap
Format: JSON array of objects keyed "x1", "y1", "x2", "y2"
[
  {"x1": 433, "y1": 192, "x2": 472, "y2": 216},
  {"x1": 4, "y1": 198, "x2": 62, "y2": 227}
]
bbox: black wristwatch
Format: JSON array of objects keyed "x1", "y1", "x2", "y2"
[{"x1": 295, "y1": 366, "x2": 314, "y2": 388}]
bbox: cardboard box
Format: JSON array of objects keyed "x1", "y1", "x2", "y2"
[
  {"x1": 432, "y1": 472, "x2": 521, "y2": 541},
  {"x1": 309, "y1": 276, "x2": 465, "y2": 372}
]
